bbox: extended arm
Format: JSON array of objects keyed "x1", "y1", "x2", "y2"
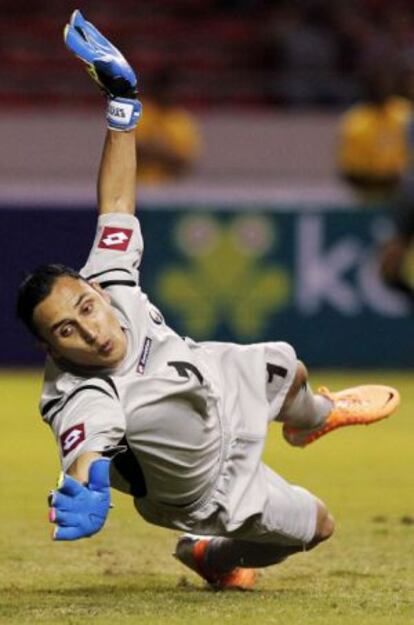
[
  {"x1": 97, "y1": 130, "x2": 137, "y2": 215},
  {"x1": 64, "y1": 10, "x2": 141, "y2": 216}
]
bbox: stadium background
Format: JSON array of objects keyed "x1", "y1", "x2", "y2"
[
  {"x1": 1, "y1": 2, "x2": 413, "y2": 623},
  {"x1": 1, "y1": 0, "x2": 413, "y2": 367}
]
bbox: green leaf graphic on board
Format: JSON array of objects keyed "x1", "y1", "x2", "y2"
[{"x1": 157, "y1": 214, "x2": 290, "y2": 337}]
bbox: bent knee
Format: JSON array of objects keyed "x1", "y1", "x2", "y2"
[{"x1": 312, "y1": 499, "x2": 335, "y2": 543}]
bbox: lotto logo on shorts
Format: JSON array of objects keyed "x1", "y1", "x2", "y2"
[
  {"x1": 98, "y1": 227, "x2": 133, "y2": 251},
  {"x1": 60, "y1": 423, "x2": 85, "y2": 457}
]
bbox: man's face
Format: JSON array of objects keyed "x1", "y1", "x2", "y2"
[{"x1": 33, "y1": 276, "x2": 127, "y2": 369}]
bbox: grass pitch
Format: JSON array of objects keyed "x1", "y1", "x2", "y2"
[{"x1": 1, "y1": 369, "x2": 413, "y2": 625}]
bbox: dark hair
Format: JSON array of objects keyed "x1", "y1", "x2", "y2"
[{"x1": 16, "y1": 264, "x2": 84, "y2": 339}]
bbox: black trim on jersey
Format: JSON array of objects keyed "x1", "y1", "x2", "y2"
[
  {"x1": 99, "y1": 280, "x2": 136, "y2": 289},
  {"x1": 41, "y1": 397, "x2": 61, "y2": 417},
  {"x1": 85, "y1": 268, "x2": 133, "y2": 281},
  {"x1": 101, "y1": 376, "x2": 119, "y2": 400},
  {"x1": 47, "y1": 384, "x2": 116, "y2": 424},
  {"x1": 112, "y1": 436, "x2": 147, "y2": 498}
]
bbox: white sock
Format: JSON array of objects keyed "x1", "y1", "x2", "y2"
[{"x1": 279, "y1": 383, "x2": 333, "y2": 429}]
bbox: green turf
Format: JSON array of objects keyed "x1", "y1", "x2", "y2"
[{"x1": 1, "y1": 370, "x2": 413, "y2": 624}]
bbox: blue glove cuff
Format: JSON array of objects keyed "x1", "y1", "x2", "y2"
[{"x1": 107, "y1": 97, "x2": 142, "y2": 131}]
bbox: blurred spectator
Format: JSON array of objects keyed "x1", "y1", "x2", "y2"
[
  {"x1": 337, "y1": 64, "x2": 411, "y2": 201},
  {"x1": 337, "y1": 62, "x2": 414, "y2": 307},
  {"x1": 261, "y1": 3, "x2": 353, "y2": 107},
  {"x1": 379, "y1": 171, "x2": 414, "y2": 308},
  {"x1": 381, "y1": 65, "x2": 414, "y2": 307},
  {"x1": 136, "y1": 68, "x2": 202, "y2": 185}
]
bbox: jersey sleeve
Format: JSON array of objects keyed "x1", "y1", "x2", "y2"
[
  {"x1": 46, "y1": 379, "x2": 127, "y2": 473},
  {"x1": 80, "y1": 213, "x2": 144, "y2": 287}
]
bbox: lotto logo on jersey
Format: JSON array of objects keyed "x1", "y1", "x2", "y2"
[
  {"x1": 98, "y1": 227, "x2": 133, "y2": 251},
  {"x1": 60, "y1": 423, "x2": 85, "y2": 457},
  {"x1": 137, "y1": 336, "x2": 152, "y2": 374}
]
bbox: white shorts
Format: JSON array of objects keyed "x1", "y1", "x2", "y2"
[{"x1": 135, "y1": 341, "x2": 318, "y2": 546}]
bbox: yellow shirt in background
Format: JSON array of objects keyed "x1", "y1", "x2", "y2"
[
  {"x1": 338, "y1": 97, "x2": 412, "y2": 178},
  {"x1": 136, "y1": 99, "x2": 201, "y2": 185}
]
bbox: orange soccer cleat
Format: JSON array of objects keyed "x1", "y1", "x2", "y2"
[
  {"x1": 283, "y1": 384, "x2": 400, "y2": 448},
  {"x1": 174, "y1": 535, "x2": 256, "y2": 591}
]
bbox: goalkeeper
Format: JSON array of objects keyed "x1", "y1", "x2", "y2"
[{"x1": 17, "y1": 11, "x2": 400, "y2": 591}]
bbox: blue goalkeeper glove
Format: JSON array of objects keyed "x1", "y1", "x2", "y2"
[
  {"x1": 48, "y1": 457, "x2": 111, "y2": 541},
  {"x1": 64, "y1": 9, "x2": 142, "y2": 131}
]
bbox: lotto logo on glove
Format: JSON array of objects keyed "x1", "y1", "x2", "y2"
[
  {"x1": 48, "y1": 458, "x2": 111, "y2": 541},
  {"x1": 108, "y1": 102, "x2": 127, "y2": 119},
  {"x1": 106, "y1": 97, "x2": 142, "y2": 132}
]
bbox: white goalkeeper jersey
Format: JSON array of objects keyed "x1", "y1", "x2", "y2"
[
  {"x1": 40, "y1": 213, "x2": 297, "y2": 526},
  {"x1": 40, "y1": 213, "x2": 226, "y2": 506}
]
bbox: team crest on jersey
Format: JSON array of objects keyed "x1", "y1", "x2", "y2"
[
  {"x1": 98, "y1": 227, "x2": 133, "y2": 251},
  {"x1": 149, "y1": 305, "x2": 164, "y2": 325},
  {"x1": 137, "y1": 337, "x2": 152, "y2": 374},
  {"x1": 60, "y1": 423, "x2": 85, "y2": 457}
]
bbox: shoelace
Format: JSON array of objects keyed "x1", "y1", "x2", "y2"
[{"x1": 318, "y1": 387, "x2": 370, "y2": 416}]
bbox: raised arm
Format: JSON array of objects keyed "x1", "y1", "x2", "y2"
[
  {"x1": 64, "y1": 10, "x2": 141, "y2": 216},
  {"x1": 97, "y1": 130, "x2": 137, "y2": 215}
]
